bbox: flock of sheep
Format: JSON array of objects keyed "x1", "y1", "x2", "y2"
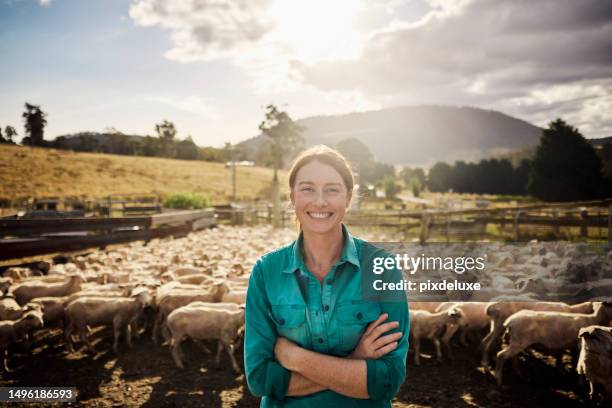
[
  {"x1": 407, "y1": 240, "x2": 612, "y2": 404},
  {"x1": 0, "y1": 226, "x2": 611, "y2": 405}
]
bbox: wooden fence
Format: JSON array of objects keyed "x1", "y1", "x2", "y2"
[
  {"x1": 0, "y1": 209, "x2": 216, "y2": 261},
  {"x1": 214, "y1": 199, "x2": 612, "y2": 243}
]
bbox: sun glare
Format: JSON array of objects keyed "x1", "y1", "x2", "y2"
[{"x1": 266, "y1": 0, "x2": 363, "y2": 63}]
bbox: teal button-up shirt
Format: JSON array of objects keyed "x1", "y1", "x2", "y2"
[{"x1": 244, "y1": 224, "x2": 409, "y2": 407}]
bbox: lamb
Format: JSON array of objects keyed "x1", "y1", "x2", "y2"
[
  {"x1": 576, "y1": 325, "x2": 612, "y2": 403},
  {"x1": 12, "y1": 274, "x2": 84, "y2": 306},
  {"x1": 435, "y1": 302, "x2": 489, "y2": 346},
  {"x1": 167, "y1": 302, "x2": 245, "y2": 373},
  {"x1": 409, "y1": 306, "x2": 468, "y2": 365},
  {"x1": 0, "y1": 308, "x2": 44, "y2": 371},
  {"x1": 152, "y1": 282, "x2": 230, "y2": 344},
  {"x1": 480, "y1": 301, "x2": 594, "y2": 368},
  {"x1": 495, "y1": 302, "x2": 612, "y2": 385},
  {"x1": 64, "y1": 287, "x2": 151, "y2": 354}
]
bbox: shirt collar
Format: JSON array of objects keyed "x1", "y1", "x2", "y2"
[{"x1": 282, "y1": 223, "x2": 359, "y2": 274}]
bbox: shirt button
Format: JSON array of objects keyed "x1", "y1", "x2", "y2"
[
  {"x1": 356, "y1": 312, "x2": 363, "y2": 320},
  {"x1": 326, "y1": 278, "x2": 333, "y2": 285},
  {"x1": 323, "y1": 305, "x2": 330, "y2": 312},
  {"x1": 318, "y1": 338, "x2": 324, "y2": 344},
  {"x1": 279, "y1": 318, "x2": 285, "y2": 325}
]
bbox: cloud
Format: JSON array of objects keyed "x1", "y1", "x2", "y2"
[
  {"x1": 129, "y1": 0, "x2": 275, "y2": 62},
  {"x1": 293, "y1": 0, "x2": 612, "y2": 136},
  {"x1": 39, "y1": 0, "x2": 51, "y2": 5},
  {"x1": 128, "y1": 0, "x2": 612, "y2": 137}
]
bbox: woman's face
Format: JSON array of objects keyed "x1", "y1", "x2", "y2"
[{"x1": 291, "y1": 160, "x2": 351, "y2": 235}]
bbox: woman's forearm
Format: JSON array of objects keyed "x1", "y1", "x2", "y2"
[
  {"x1": 286, "y1": 372, "x2": 328, "y2": 396},
  {"x1": 288, "y1": 348, "x2": 369, "y2": 399}
]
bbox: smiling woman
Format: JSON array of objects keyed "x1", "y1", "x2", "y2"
[{"x1": 244, "y1": 145, "x2": 410, "y2": 407}]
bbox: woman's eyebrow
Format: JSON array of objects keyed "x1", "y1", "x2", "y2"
[{"x1": 297, "y1": 181, "x2": 343, "y2": 187}]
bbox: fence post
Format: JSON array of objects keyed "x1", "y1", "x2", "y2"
[
  {"x1": 608, "y1": 205, "x2": 612, "y2": 242},
  {"x1": 420, "y1": 212, "x2": 431, "y2": 245},
  {"x1": 513, "y1": 210, "x2": 521, "y2": 241},
  {"x1": 580, "y1": 209, "x2": 588, "y2": 238},
  {"x1": 552, "y1": 209, "x2": 559, "y2": 238}
]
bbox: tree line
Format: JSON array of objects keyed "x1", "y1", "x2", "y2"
[
  {"x1": 425, "y1": 119, "x2": 612, "y2": 201},
  {"x1": 3, "y1": 102, "x2": 610, "y2": 202}
]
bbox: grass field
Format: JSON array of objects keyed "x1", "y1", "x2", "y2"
[{"x1": 0, "y1": 145, "x2": 288, "y2": 203}]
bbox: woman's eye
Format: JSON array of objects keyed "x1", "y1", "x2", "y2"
[
  {"x1": 301, "y1": 187, "x2": 314, "y2": 192},
  {"x1": 326, "y1": 188, "x2": 340, "y2": 193}
]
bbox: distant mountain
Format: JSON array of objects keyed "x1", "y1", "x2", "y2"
[{"x1": 239, "y1": 105, "x2": 543, "y2": 168}]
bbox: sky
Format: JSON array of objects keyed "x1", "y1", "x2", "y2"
[{"x1": 0, "y1": 0, "x2": 611, "y2": 147}]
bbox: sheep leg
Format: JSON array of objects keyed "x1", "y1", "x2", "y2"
[
  {"x1": 481, "y1": 321, "x2": 503, "y2": 368},
  {"x1": 171, "y1": 341, "x2": 185, "y2": 369},
  {"x1": 130, "y1": 320, "x2": 140, "y2": 340},
  {"x1": 113, "y1": 320, "x2": 121, "y2": 354},
  {"x1": 495, "y1": 343, "x2": 524, "y2": 385},
  {"x1": 433, "y1": 338, "x2": 443, "y2": 362},
  {"x1": 64, "y1": 322, "x2": 75, "y2": 353},
  {"x1": 195, "y1": 340, "x2": 212, "y2": 355},
  {"x1": 3, "y1": 349, "x2": 11, "y2": 373},
  {"x1": 79, "y1": 325, "x2": 94, "y2": 353},
  {"x1": 224, "y1": 342, "x2": 242, "y2": 374},
  {"x1": 125, "y1": 324, "x2": 133, "y2": 349},
  {"x1": 459, "y1": 330, "x2": 468, "y2": 346},
  {"x1": 152, "y1": 313, "x2": 163, "y2": 344},
  {"x1": 413, "y1": 337, "x2": 421, "y2": 366},
  {"x1": 215, "y1": 341, "x2": 223, "y2": 367},
  {"x1": 441, "y1": 328, "x2": 456, "y2": 359}
]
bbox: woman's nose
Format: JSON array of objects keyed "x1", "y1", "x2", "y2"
[{"x1": 314, "y1": 192, "x2": 328, "y2": 206}]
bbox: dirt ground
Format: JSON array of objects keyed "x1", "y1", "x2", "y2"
[{"x1": 0, "y1": 325, "x2": 590, "y2": 408}]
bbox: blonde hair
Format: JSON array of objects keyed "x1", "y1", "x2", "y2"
[{"x1": 288, "y1": 145, "x2": 355, "y2": 231}]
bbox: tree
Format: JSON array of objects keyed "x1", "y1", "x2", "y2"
[
  {"x1": 155, "y1": 120, "x2": 177, "y2": 157},
  {"x1": 21, "y1": 103, "x2": 47, "y2": 146},
  {"x1": 400, "y1": 166, "x2": 425, "y2": 188},
  {"x1": 528, "y1": 119, "x2": 604, "y2": 201},
  {"x1": 258, "y1": 105, "x2": 305, "y2": 172},
  {"x1": 427, "y1": 162, "x2": 453, "y2": 192},
  {"x1": 381, "y1": 175, "x2": 400, "y2": 200},
  {"x1": 258, "y1": 105, "x2": 304, "y2": 227},
  {"x1": 176, "y1": 136, "x2": 199, "y2": 160},
  {"x1": 4, "y1": 126, "x2": 18, "y2": 144}
]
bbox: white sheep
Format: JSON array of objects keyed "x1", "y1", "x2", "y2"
[
  {"x1": 495, "y1": 302, "x2": 612, "y2": 385},
  {"x1": 152, "y1": 282, "x2": 229, "y2": 344},
  {"x1": 480, "y1": 301, "x2": 594, "y2": 368},
  {"x1": 12, "y1": 274, "x2": 84, "y2": 306},
  {"x1": 409, "y1": 306, "x2": 468, "y2": 365},
  {"x1": 64, "y1": 287, "x2": 151, "y2": 354},
  {"x1": 435, "y1": 302, "x2": 489, "y2": 346},
  {"x1": 0, "y1": 308, "x2": 44, "y2": 372},
  {"x1": 167, "y1": 302, "x2": 245, "y2": 373},
  {"x1": 576, "y1": 325, "x2": 612, "y2": 403}
]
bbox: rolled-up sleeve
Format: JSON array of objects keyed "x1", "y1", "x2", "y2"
[
  {"x1": 244, "y1": 260, "x2": 291, "y2": 400},
  {"x1": 366, "y1": 269, "x2": 410, "y2": 402}
]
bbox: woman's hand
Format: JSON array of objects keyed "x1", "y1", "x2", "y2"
[
  {"x1": 348, "y1": 313, "x2": 403, "y2": 360},
  {"x1": 274, "y1": 336, "x2": 302, "y2": 371}
]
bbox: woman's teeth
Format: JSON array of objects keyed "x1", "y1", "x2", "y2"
[{"x1": 308, "y1": 212, "x2": 332, "y2": 219}]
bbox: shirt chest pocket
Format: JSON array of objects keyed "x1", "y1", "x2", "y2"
[
  {"x1": 336, "y1": 301, "x2": 382, "y2": 353},
  {"x1": 270, "y1": 304, "x2": 309, "y2": 346}
]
